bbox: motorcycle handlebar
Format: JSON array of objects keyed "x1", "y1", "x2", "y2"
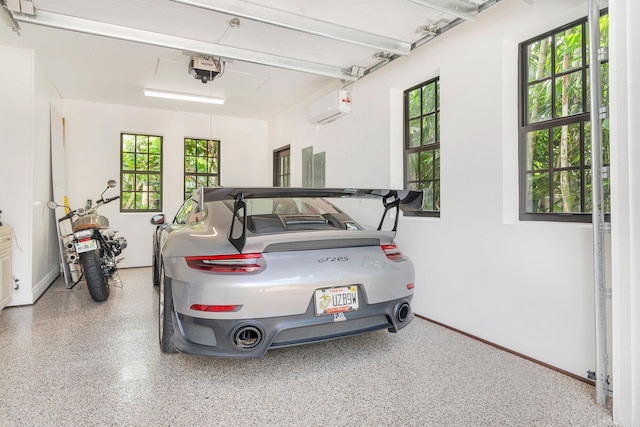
[
  {"x1": 58, "y1": 210, "x2": 76, "y2": 223},
  {"x1": 57, "y1": 196, "x2": 119, "y2": 222},
  {"x1": 102, "y1": 195, "x2": 120, "y2": 204}
]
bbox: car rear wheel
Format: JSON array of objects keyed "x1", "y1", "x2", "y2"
[{"x1": 159, "y1": 264, "x2": 177, "y2": 353}]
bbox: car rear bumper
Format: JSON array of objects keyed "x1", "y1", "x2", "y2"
[{"x1": 169, "y1": 296, "x2": 413, "y2": 358}]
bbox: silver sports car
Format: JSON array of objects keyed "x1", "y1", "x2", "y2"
[{"x1": 150, "y1": 187, "x2": 422, "y2": 357}]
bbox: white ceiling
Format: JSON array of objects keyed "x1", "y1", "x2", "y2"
[{"x1": 0, "y1": 0, "x2": 497, "y2": 119}]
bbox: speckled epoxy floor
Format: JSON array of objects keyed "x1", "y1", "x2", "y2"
[{"x1": 0, "y1": 268, "x2": 613, "y2": 427}]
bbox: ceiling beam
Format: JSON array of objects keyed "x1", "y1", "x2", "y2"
[
  {"x1": 171, "y1": 0, "x2": 411, "y2": 56},
  {"x1": 13, "y1": 10, "x2": 358, "y2": 81},
  {"x1": 409, "y1": 0, "x2": 478, "y2": 21}
]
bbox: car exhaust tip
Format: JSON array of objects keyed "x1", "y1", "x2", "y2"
[
  {"x1": 232, "y1": 324, "x2": 264, "y2": 350},
  {"x1": 396, "y1": 302, "x2": 411, "y2": 323}
]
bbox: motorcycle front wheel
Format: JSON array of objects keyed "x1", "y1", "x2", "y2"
[{"x1": 80, "y1": 250, "x2": 110, "y2": 302}]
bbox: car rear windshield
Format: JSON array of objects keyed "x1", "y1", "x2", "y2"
[{"x1": 223, "y1": 197, "x2": 363, "y2": 234}]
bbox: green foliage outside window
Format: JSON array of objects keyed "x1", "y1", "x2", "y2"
[
  {"x1": 120, "y1": 133, "x2": 162, "y2": 211},
  {"x1": 521, "y1": 12, "x2": 609, "y2": 219},
  {"x1": 184, "y1": 138, "x2": 220, "y2": 200},
  {"x1": 404, "y1": 77, "x2": 440, "y2": 214}
]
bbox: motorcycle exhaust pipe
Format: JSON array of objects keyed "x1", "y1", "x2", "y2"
[{"x1": 67, "y1": 254, "x2": 77, "y2": 263}]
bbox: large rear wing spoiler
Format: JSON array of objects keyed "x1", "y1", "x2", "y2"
[{"x1": 194, "y1": 187, "x2": 423, "y2": 253}]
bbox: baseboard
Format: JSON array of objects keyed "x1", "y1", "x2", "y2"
[
  {"x1": 32, "y1": 267, "x2": 60, "y2": 303},
  {"x1": 415, "y1": 314, "x2": 596, "y2": 386}
]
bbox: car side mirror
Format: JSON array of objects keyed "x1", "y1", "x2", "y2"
[{"x1": 150, "y1": 214, "x2": 165, "y2": 225}]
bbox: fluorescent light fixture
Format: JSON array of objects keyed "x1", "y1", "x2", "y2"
[{"x1": 143, "y1": 89, "x2": 225, "y2": 105}]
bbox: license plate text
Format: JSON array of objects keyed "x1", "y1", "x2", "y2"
[{"x1": 314, "y1": 286, "x2": 359, "y2": 316}]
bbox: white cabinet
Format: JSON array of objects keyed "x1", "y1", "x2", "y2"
[{"x1": 0, "y1": 225, "x2": 12, "y2": 310}]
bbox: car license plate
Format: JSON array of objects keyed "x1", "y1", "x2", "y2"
[
  {"x1": 75, "y1": 239, "x2": 97, "y2": 254},
  {"x1": 314, "y1": 286, "x2": 358, "y2": 316}
]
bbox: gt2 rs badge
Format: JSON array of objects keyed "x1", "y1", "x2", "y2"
[{"x1": 318, "y1": 256, "x2": 349, "y2": 263}]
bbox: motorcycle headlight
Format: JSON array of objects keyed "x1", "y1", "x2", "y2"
[
  {"x1": 74, "y1": 229, "x2": 93, "y2": 239},
  {"x1": 116, "y1": 236, "x2": 127, "y2": 250}
]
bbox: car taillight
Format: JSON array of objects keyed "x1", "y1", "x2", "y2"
[
  {"x1": 185, "y1": 253, "x2": 264, "y2": 273},
  {"x1": 190, "y1": 304, "x2": 240, "y2": 312},
  {"x1": 381, "y1": 244, "x2": 403, "y2": 261}
]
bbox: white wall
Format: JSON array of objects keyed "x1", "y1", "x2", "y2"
[
  {"x1": 270, "y1": 0, "x2": 602, "y2": 379},
  {"x1": 272, "y1": 81, "x2": 394, "y2": 189},
  {"x1": 32, "y1": 55, "x2": 64, "y2": 300},
  {"x1": 0, "y1": 46, "x2": 61, "y2": 306},
  {"x1": 62, "y1": 100, "x2": 269, "y2": 268},
  {"x1": 0, "y1": 46, "x2": 32, "y2": 304}
]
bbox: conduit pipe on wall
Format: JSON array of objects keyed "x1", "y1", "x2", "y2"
[{"x1": 588, "y1": 0, "x2": 608, "y2": 407}]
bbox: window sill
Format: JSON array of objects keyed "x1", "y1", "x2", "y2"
[
  {"x1": 403, "y1": 210, "x2": 440, "y2": 218},
  {"x1": 519, "y1": 212, "x2": 610, "y2": 223}
]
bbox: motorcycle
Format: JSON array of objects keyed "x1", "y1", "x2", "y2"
[{"x1": 47, "y1": 180, "x2": 127, "y2": 302}]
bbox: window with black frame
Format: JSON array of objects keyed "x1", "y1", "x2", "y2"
[
  {"x1": 120, "y1": 133, "x2": 162, "y2": 212},
  {"x1": 519, "y1": 11, "x2": 609, "y2": 222},
  {"x1": 184, "y1": 138, "x2": 220, "y2": 200},
  {"x1": 403, "y1": 77, "x2": 440, "y2": 216},
  {"x1": 273, "y1": 145, "x2": 291, "y2": 187}
]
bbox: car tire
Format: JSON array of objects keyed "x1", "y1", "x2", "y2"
[
  {"x1": 159, "y1": 264, "x2": 177, "y2": 353},
  {"x1": 152, "y1": 252, "x2": 160, "y2": 286},
  {"x1": 80, "y1": 250, "x2": 110, "y2": 302}
]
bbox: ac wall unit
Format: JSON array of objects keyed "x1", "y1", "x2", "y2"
[{"x1": 308, "y1": 90, "x2": 351, "y2": 125}]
